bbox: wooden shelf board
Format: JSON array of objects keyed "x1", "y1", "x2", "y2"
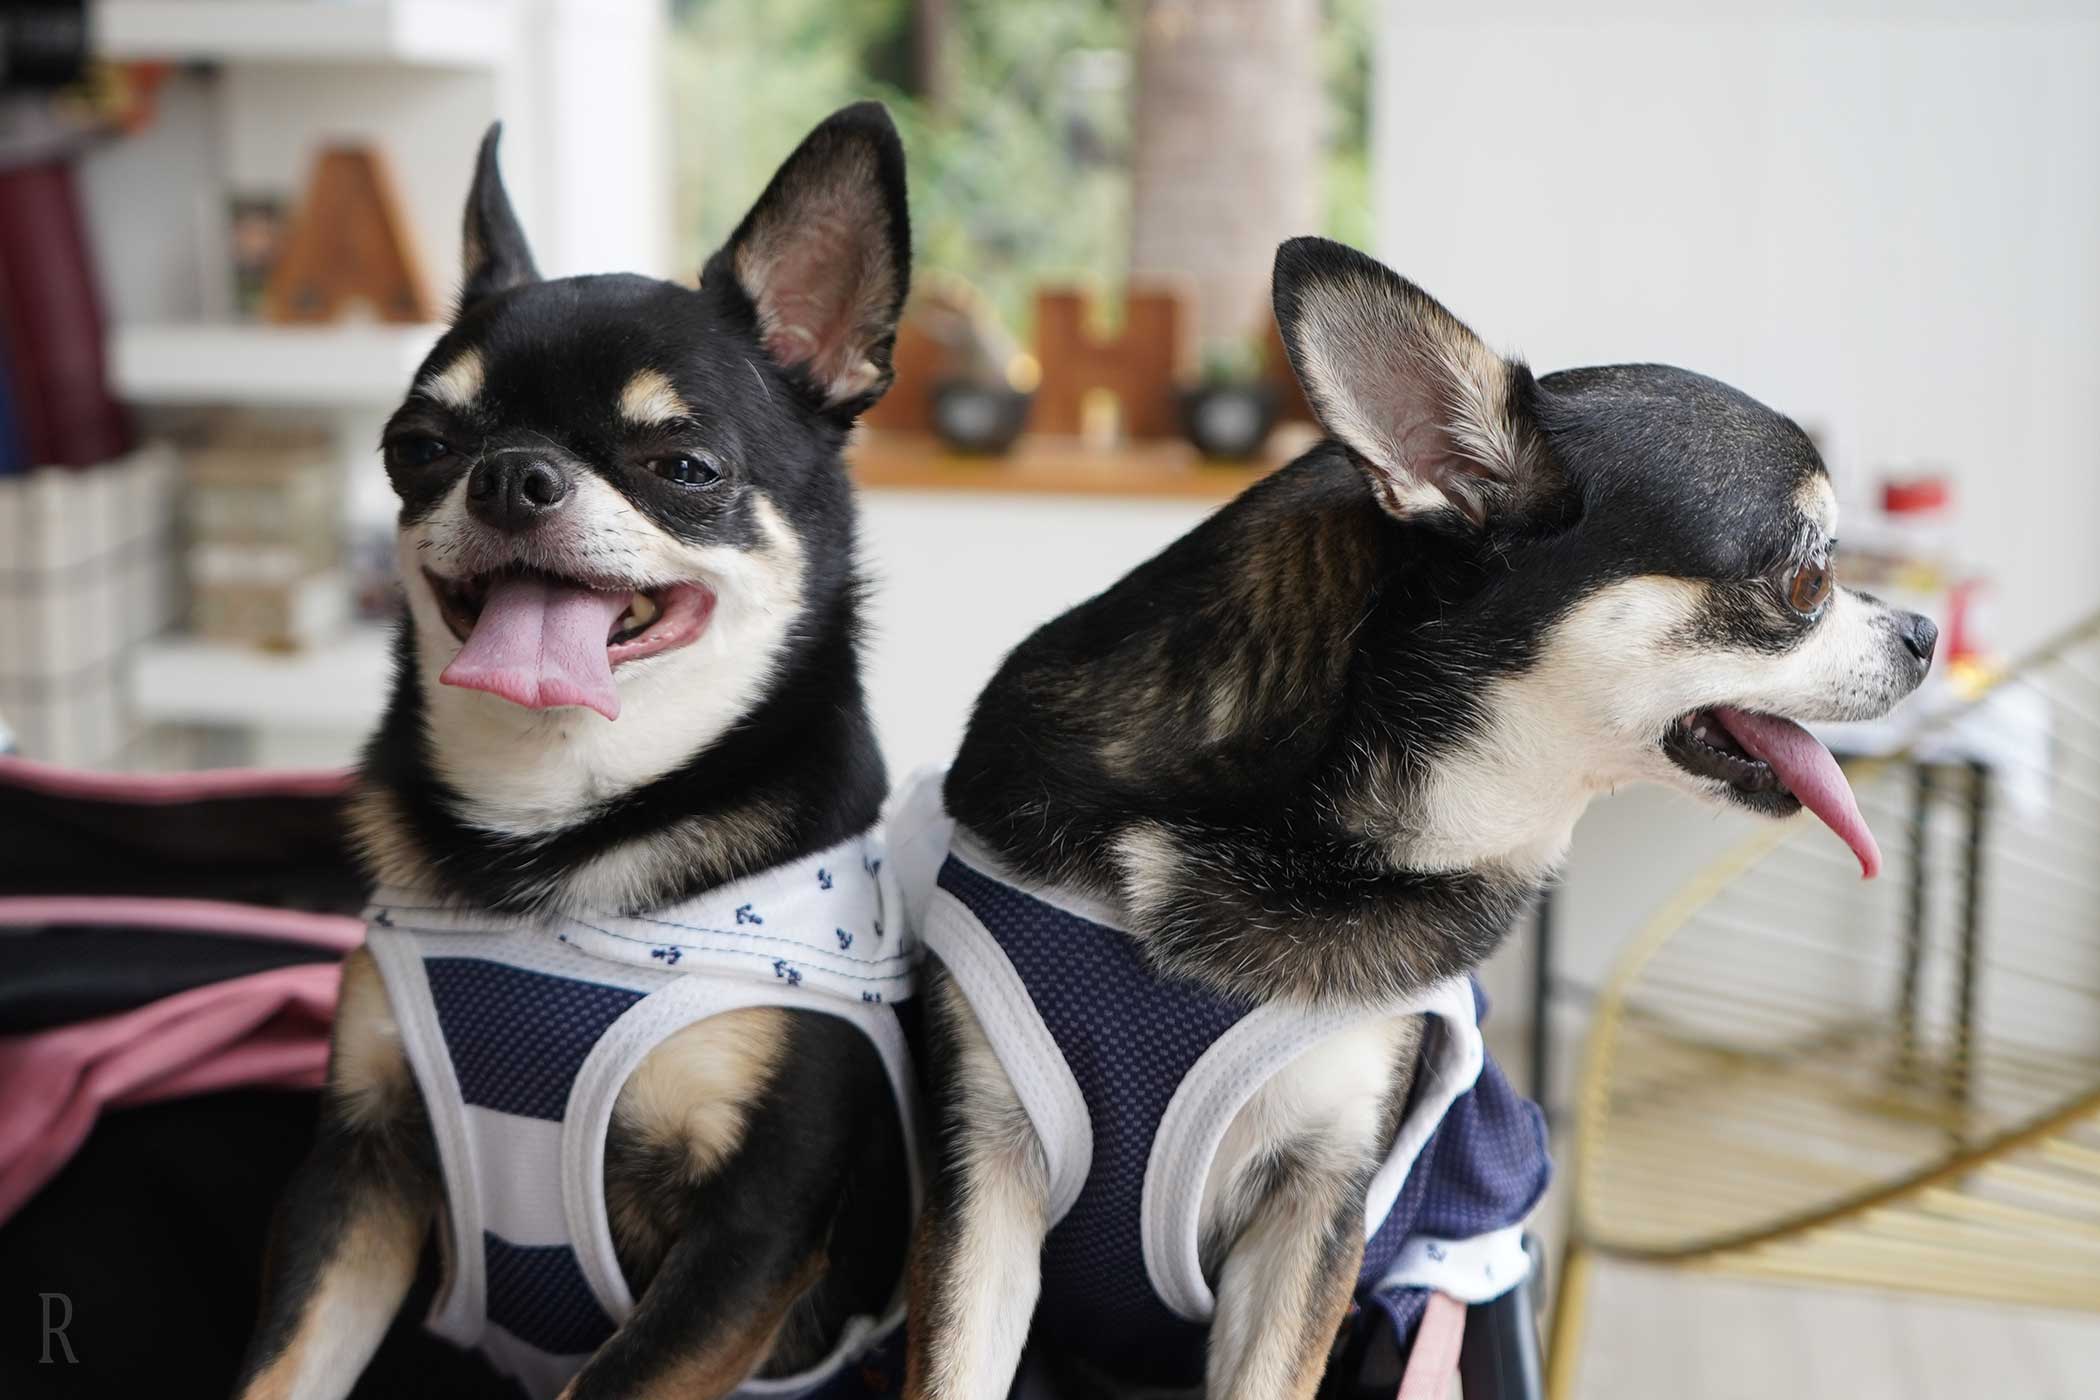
[{"x1": 848, "y1": 430, "x2": 1306, "y2": 501}]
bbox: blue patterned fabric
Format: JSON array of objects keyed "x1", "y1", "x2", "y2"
[
  {"x1": 484, "y1": 1233, "x2": 619, "y2": 1356},
  {"x1": 937, "y1": 856, "x2": 1550, "y2": 1388},
  {"x1": 423, "y1": 957, "x2": 644, "y2": 1120},
  {"x1": 1363, "y1": 1016, "x2": 1551, "y2": 1347}
]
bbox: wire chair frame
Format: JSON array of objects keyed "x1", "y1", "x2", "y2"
[{"x1": 1547, "y1": 612, "x2": 2100, "y2": 1399}]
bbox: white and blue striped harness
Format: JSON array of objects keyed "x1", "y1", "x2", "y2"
[{"x1": 364, "y1": 829, "x2": 919, "y2": 1400}]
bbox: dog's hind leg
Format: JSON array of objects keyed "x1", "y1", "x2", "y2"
[
  {"x1": 237, "y1": 949, "x2": 439, "y2": 1400},
  {"x1": 903, "y1": 969, "x2": 1050, "y2": 1400}
]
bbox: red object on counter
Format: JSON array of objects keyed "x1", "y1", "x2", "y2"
[{"x1": 1882, "y1": 477, "x2": 1951, "y2": 515}]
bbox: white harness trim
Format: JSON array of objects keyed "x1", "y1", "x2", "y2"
[
  {"x1": 920, "y1": 882, "x2": 1096, "y2": 1226},
  {"x1": 1142, "y1": 978, "x2": 1484, "y2": 1321}
]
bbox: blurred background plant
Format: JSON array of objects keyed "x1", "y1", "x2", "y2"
[{"x1": 670, "y1": 0, "x2": 1370, "y2": 337}]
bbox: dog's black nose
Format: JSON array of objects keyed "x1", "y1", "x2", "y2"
[
  {"x1": 466, "y1": 458, "x2": 570, "y2": 532},
  {"x1": 1901, "y1": 611, "x2": 1939, "y2": 666}
]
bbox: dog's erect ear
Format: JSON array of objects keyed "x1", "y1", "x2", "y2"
[
  {"x1": 1273, "y1": 237, "x2": 1543, "y2": 526},
  {"x1": 459, "y1": 123, "x2": 538, "y2": 316},
  {"x1": 706, "y1": 101, "x2": 911, "y2": 418}
]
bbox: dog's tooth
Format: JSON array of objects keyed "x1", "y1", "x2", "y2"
[{"x1": 628, "y1": 592, "x2": 659, "y2": 627}]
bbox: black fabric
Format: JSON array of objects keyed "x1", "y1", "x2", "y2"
[
  {"x1": 1455, "y1": 1270, "x2": 1546, "y2": 1400},
  {"x1": 0, "y1": 1089, "x2": 519, "y2": 1399},
  {"x1": 0, "y1": 3, "x2": 88, "y2": 92},
  {"x1": 0, "y1": 925, "x2": 338, "y2": 1034},
  {"x1": 0, "y1": 788, "x2": 364, "y2": 911}
]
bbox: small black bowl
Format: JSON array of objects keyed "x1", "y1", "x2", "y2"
[
  {"x1": 1179, "y1": 383, "x2": 1279, "y2": 461},
  {"x1": 932, "y1": 380, "x2": 1035, "y2": 456}
]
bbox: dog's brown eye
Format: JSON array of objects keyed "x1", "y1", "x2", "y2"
[
  {"x1": 1786, "y1": 560, "x2": 1834, "y2": 614},
  {"x1": 387, "y1": 437, "x2": 449, "y2": 470},
  {"x1": 652, "y1": 454, "x2": 721, "y2": 488}
]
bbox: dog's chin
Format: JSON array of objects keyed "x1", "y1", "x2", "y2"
[{"x1": 1659, "y1": 710, "x2": 1804, "y2": 819}]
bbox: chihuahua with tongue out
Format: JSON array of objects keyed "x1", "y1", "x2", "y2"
[
  {"x1": 902, "y1": 239, "x2": 1937, "y2": 1400},
  {"x1": 238, "y1": 105, "x2": 920, "y2": 1400}
]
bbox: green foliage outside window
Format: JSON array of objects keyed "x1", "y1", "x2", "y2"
[{"x1": 670, "y1": 0, "x2": 1369, "y2": 338}]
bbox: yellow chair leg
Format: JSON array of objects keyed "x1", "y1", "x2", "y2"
[{"x1": 1544, "y1": 1241, "x2": 1594, "y2": 1400}]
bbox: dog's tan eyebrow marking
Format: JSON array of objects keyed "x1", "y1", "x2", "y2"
[
  {"x1": 416, "y1": 349, "x2": 484, "y2": 409},
  {"x1": 618, "y1": 368, "x2": 689, "y2": 425},
  {"x1": 1796, "y1": 475, "x2": 1838, "y2": 538}
]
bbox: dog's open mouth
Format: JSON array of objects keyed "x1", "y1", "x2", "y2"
[
  {"x1": 1664, "y1": 705, "x2": 1881, "y2": 879},
  {"x1": 426, "y1": 567, "x2": 715, "y2": 722}
]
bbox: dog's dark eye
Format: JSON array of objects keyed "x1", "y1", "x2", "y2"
[
  {"x1": 1785, "y1": 559, "x2": 1834, "y2": 614},
  {"x1": 651, "y1": 454, "x2": 721, "y2": 488},
  {"x1": 386, "y1": 437, "x2": 449, "y2": 470}
]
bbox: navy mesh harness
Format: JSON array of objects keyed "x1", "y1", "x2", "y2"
[{"x1": 926, "y1": 847, "x2": 1549, "y2": 1389}]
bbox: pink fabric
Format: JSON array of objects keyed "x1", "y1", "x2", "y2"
[
  {"x1": 0, "y1": 754, "x2": 352, "y2": 803},
  {"x1": 0, "y1": 961, "x2": 341, "y2": 1224},
  {"x1": 0, "y1": 895, "x2": 362, "y2": 951},
  {"x1": 1396, "y1": 1291, "x2": 1467, "y2": 1400}
]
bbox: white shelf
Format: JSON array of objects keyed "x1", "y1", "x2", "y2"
[
  {"x1": 131, "y1": 627, "x2": 394, "y2": 731},
  {"x1": 110, "y1": 322, "x2": 442, "y2": 407},
  {"x1": 94, "y1": 0, "x2": 517, "y2": 68}
]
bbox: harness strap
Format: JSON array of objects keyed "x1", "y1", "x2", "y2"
[
  {"x1": 563, "y1": 973, "x2": 924, "y2": 1396},
  {"x1": 1142, "y1": 977, "x2": 1485, "y2": 1322},
  {"x1": 918, "y1": 879, "x2": 1094, "y2": 1225},
  {"x1": 1395, "y1": 1292, "x2": 1467, "y2": 1400},
  {"x1": 363, "y1": 925, "x2": 492, "y2": 1349}
]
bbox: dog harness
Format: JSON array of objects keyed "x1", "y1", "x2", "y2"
[
  {"x1": 364, "y1": 829, "x2": 919, "y2": 1400},
  {"x1": 888, "y1": 773, "x2": 1550, "y2": 1390}
]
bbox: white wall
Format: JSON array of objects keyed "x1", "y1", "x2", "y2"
[
  {"x1": 858, "y1": 492, "x2": 1215, "y2": 775},
  {"x1": 1374, "y1": 0, "x2": 2100, "y2": 659}
]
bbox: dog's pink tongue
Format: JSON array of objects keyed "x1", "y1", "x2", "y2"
[
  {"x1": 439, "y1": 576, "x2": 630, "y2": 720},
  {"x1": 1712, "y1": 706, "x2": 1880, "y2": 878}
]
